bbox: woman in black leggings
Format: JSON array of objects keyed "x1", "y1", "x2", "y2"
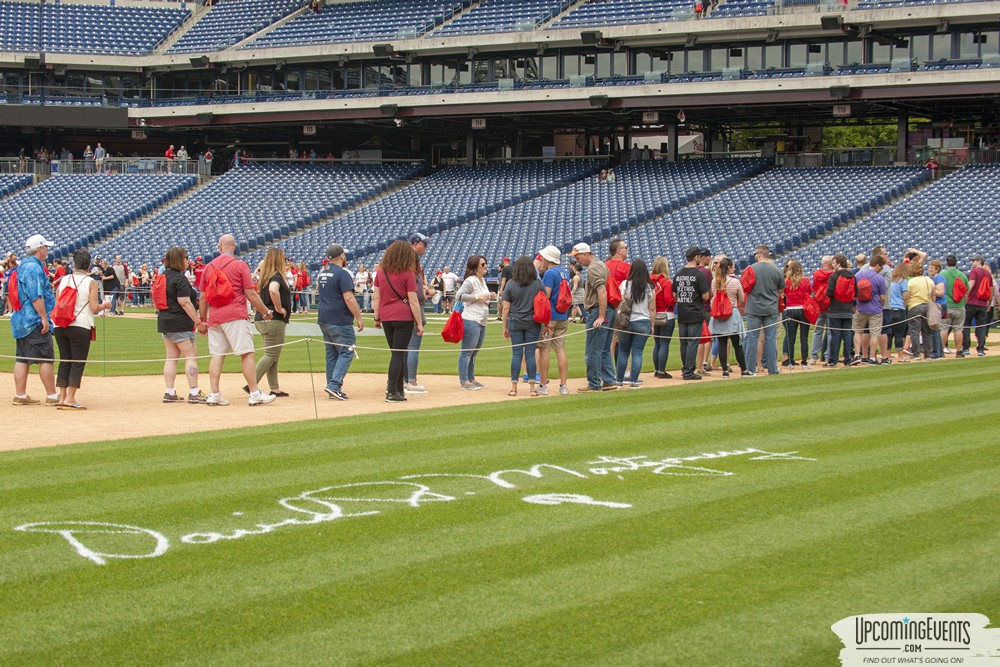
[
  {"x1": 53, "y1": 248, "x2": 111, "y2": 410},
  {"x1": 373, "y1": 240, "x2": 424, "y2": 402}
]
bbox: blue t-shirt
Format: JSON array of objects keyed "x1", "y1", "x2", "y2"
[
  {"x1": 889, "y1": 279, "x2": 908, "y2": 310},
  {"x1": 316, "y1": 265, "x2": 356, "y2": 326},
  {"x1": 10, "y1": 255, "x2": 55, "y2": 339},
  {"x1": 933, "y1": 274, "x2": 946, "y2": 306},
  {"x1": 542, "y1": 266, "x2": 569, "y2": 322}
]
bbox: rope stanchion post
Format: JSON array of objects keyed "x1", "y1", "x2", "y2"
[{"x1": 305, "y1": 337, "x2": 319, "y2": 421}]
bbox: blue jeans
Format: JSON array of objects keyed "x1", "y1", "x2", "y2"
[
  {"x1": 745, "y1": 313, "x2": 779, "y2": 374},
  {"x1": 585, "y1": 307, "x2": 615, "y2": 389},
  {"x1": 930, "y1": 305, "x2": 944, "y2": 358},
  {"x1": 406, "y1": 323, "x2": 423, "y2": 383},
  {"x1": 809, "y1": 311, "x2": 829, "y2": 361},
  {"x1": 652, "y1": 318, "x2": 675, "y2": 374},
  {"x1": 616, "y1": 319, "x2": 650, "y2": 383},
  {"x1": 320, "y1": 323, "x2": 356, "y2": 392},
  {"x1": 508, "y1": 318, "x2": 540, "y2": 382},
  {"x1": 458, "y1": 320, "x2": 485, "y2": 384},
  {"x1": 827, "y1": 314, "x2": 853, "y2": 365}
]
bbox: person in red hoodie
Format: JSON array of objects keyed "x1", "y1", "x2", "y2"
[
  {"x1": 192, "y1": 256, "x2": 206, "y2": 292},
  {"x1": 782, "y1": 259, "x2": 813, "y2": 368},
  {"x1": 809, "y1": 255, "x2": 834, "y2": 364}
]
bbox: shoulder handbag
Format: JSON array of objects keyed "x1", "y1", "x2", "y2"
[
  {"x1": 614, "y1": 282, "x2": 633, "y2": 329},
  {"x1": 925, "y1": 277, "x2": 942, "y2": 331}
]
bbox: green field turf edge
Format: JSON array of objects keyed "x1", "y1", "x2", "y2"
[{"x1": 0, "y1": 359, "x2": 997, "y2": 666}]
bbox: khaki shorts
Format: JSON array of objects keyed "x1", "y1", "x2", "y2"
[
  {"x1": 945, "y1": 307, "x2": 965, "y2": 332},
  {"x1": 208, "y1": 319, "x2": 255, "y2": 356},
  {"x1": 537, "y1": 319, "x2": 569, "y2": 351},
  {"x1": 852, "y1": 312, "x2": 883, "y2": 338}
]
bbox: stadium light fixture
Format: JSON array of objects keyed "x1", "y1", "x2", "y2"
[
  {"x1": 589, "y1": 95, "x2": 609, "y2": 108},
  {"x1": 196, "y1": 112, "x2": 214, "y2": 124},
  {"x1": 189, "y1": 56, "x2": 210, "y2": 68},
  {"x1": 936, "y1": 19, "x2": 949, "y2": 34},
  {"x1": 766, "y1": 30, "x2": 779, "y2": 43},
  {"x1": 685, "y1": 34, "x2": 697, "y2": 47},
  {"x1": 829, "y1": 85, "x2": 851, "y2": 99},
  {"x1": 581, "y1": 30, "x2": 603, "y2": 45},
  {"x1": 373, "y1": 43, "x2": 395, "y2": 58},
  {"x1": 820, "y1": 15, "x2": 843, "y2": 30},
  {"x1": 379, "y1": 103, "x2": 400, "y2": 116}
]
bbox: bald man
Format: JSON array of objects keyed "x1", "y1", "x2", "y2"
[{"x1": 198, "y1": 234, "x2": 276, "y2": 406}]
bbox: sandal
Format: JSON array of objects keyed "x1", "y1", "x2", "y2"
[
  {"x1": 529, "y1": 390, "x2": 539, "y2": 397},
  {"x1": 58, "y1": 403, "x2": 87, "y2": 411},
  {"x1": 507, "y1": 389, "x2": 517, "y2": 397}
]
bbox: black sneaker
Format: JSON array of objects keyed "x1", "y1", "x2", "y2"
[
  {"x1": 867, "y1": 358, "x2": 880, "y2": 366},
  {"x1": 822, "y1": 361, "x2": 838, "y2": 368},
  {"x1": 742, "y1": 370, "x2": 756, "y2": 377},
  {"x1": 328, "y1": 390, "x2": 348, "y2": 401},
  {"x1": 880, "y1": 358, "x2": 892, "y2": 365},
  {"x1": 682, "y1": 374, "x2": 702, "y2": 381},
  {"x1": 385, "y1": 393, "x2": 407, "y2": 403},
  {"x1": 850, "y1": 356, "x2": 863, "y2": 366}
]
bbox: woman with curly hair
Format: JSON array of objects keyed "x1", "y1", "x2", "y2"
[{"x1": 373, "y1": 240, "x2": 424, "y2": 402}]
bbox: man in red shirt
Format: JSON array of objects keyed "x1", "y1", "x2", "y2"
[
  {"x1": 963, "y1": 255, "x2": 993, "y2": 356},
  {"x1": 192, "y1": 256, "x2": 206, "y2": 291},
  {"x1": 197, "y1": 234, "x2": 276, "y2": 406},
  {"x1": 604, "y1": 239, "x2": 630, "y2": 284},
  {"x1": 164, "y1": 144, "x2": 176, "y2": 173},
  {"x1": 809, "y1": 255, "x2": 834, "y2": 363}
]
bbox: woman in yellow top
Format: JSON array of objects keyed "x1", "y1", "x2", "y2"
[{"x1": 906, "y1": 262, "x2": 943, "y2": 360}]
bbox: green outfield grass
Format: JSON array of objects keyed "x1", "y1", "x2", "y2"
[{"x1": 1, "y1": 358, "x2": 998, "y2": 665}]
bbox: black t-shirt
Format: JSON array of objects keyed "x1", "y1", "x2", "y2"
[
  {"x1": 103, "y1": 265, "x2": 120, "y2": 290},
  {"x1": 672, "y1": 266, "x2": 711, "y2": 323},
  {"x1": 500, "y1": 265, "x2": 513, "y2": 287},
  {"x1": 157, "y1": 269, "x2": 196, "y2": 333},
  {"x1": 255, "y1": 273, "x2": 292, "y2": 323}
]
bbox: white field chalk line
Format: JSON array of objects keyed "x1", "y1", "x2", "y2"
[{"x1": 14, "y1": 448, "x2": 815, "y2": 566}]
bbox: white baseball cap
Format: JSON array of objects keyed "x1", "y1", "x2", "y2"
[
  {"x1": 25, "y1": 234, "x2": 54, "y2": 251},
  {"x1": 539, "y1": 245, "x2": 561, "y2": 264},
  {"x1": 568, "y1": 242, "x2": 592, "y2": 257}
]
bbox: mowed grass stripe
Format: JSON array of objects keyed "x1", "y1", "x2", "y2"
[
  {"x1": 4, "y1": 364, "x2": 995, "y2": 664},
  {"x1": 3, "y1": 430, "x2": 996, "y2": 660},
  {"x1": 164, "y1": 465, "x2": 998, "y2": 666}
]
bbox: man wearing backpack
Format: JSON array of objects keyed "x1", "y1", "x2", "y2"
[
  {"x1": 941, "y1": 255, "x2": 968, "y2": 358},
  {"x1": 824, "y1": 254, "x2": 856, "y2": 367},
  {"x1": 571, "y1": 242, "x2": 616, "y2": 392},
  {"x1": 742, "y1": 245, "x2": 784, "y2": 376},
  {"x1": 11, "y1": 235, "x2": 58, "y2": 406},
  {"x1": 851, "y1": 255, "x2": 888, "y2": 365},
  {"x1": 963, "y1": 255, "x2": 993, "y2": 357},
  {"x1": 537, "y1": 245, "x2": 570, "y2": 396},
  {"x1": 198, "y1": 234, "x2": 276, "y2": 406}
]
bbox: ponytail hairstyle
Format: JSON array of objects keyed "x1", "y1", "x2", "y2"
[
  {"x1": 714, "y1": 257, "x2": 733, "y2": 292},
  {"x1": 785, "y1": 259, "x2": 804, "y2": 289}
]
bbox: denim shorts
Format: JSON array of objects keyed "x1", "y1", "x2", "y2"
[{"x1": 162, "y1": 330, "x2": 196, "y2": 343}]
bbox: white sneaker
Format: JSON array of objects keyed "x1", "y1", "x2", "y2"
[
  {"x1": 559, "y1": 384, "x2": 570, "y2": 395},
  {"x1": 404, "y1": 383, "x2": 427, "y2": 394},
  {"x1": 206, "y1": 393, "x2": 229, "y2": 406},
  {"x1": 536, "y1": 384, "x2": 549, "y2": 395},
  {"x1": 248, "y1": 392, "x2": 276, "y2": 406}
]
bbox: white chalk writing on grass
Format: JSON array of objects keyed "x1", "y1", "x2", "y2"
[{"x1": 13, "y1": 448, "x2": 813, "y2": 566}]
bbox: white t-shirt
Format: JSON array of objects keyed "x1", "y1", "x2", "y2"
[
  {"x1": 354, "y1": 271, "x2": 369, "y2": 292},
  {"x1": 442, "y1": 272, "x2": 460, "y2": 293},
  {"x1": 621, "y1": 280, "x2": 653, "y2": 322},
  {"x1": 56, "y1": 273, "x2": 95, "y2": 329}
]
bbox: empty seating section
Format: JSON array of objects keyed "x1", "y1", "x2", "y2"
[
  {"x1": 247, "y1": 0, "x2": 465, "y2": 48},
  {"x1": 94, "y1": 163, "x2": 419, "y2": 271},
  {"x1": 265, "y1": 161, "x2": 599, "y2": 270},
  {"x1": 550, "y1": 0, "x2": 689, "y2": 29},
  {"x1": 0, "y1": 175, "x2": 196, "y2": 260},
  {"x1": 0, "y1": 174, "x2": 32, "y2": 198},
  {"x1": 412, "y1": 159, "x2": 768, "y2": 274},
  {"x1": 791, "y1": 165, "x2": 1000, "y2": 271},
  {"x1": 710, "y1": 0, "x2": 776, "y2": 19},
  {"x1": 168, "y1": 0, "x2": 304, "y2": 54},
  {"x1": 0, "y1": 1, "x2": 188, "y2": 55},
  {"x1": 603, "y1": 167, "x2": 927, "y2": 273},
  {"x1": 437, "y1": 0, "x2": 565, "y2": 36}
]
